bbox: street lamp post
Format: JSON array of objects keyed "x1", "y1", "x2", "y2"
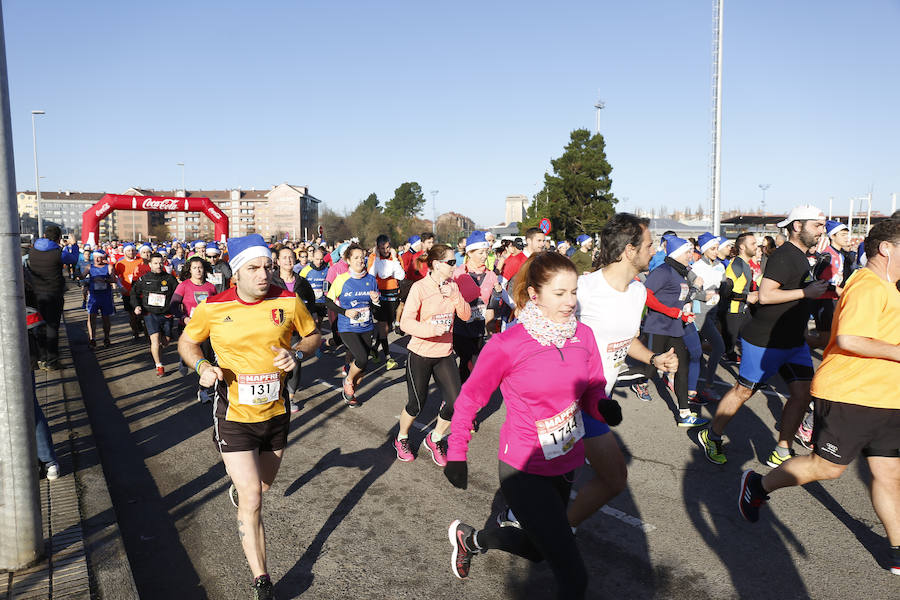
[
  {"x1": 430, "y1": 189, "x2": 438, "y2": 235},
  {"x1": 31, "y1": 110, "x2": 45, "y2": 237},
  {"x1": 177, "y1": 162, "x2": 185, "y2": 195},
  {"x1": 758, "y1": 183, "x2": 770, "y2": 214}
]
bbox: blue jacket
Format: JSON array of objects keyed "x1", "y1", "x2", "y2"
[{"x1": 643, "y1": 261, "x2": 690, "y2": 337}]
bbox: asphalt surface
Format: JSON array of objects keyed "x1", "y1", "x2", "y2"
[{"x1": 64, "y1": 290, "x2": 897, "y2": 600}]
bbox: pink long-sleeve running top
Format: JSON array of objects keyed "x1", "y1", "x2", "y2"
[
  {"x1": 447, "y1": 322, "x2": 609, "y2": 476},
  {"x1": 400, "y1": 276, "x2": 472, "y2": 358}
]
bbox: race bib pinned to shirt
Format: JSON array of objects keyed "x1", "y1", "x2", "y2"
[
  {"x1": 349, "y1": 307, "x2": 371, "y2": 325},
  {"x1": 430, "y1": 312, "x2": 454, "y2": 329},
  {"x1": 147, "y1": 292, "x2": 166, "y2": 307},
  {"x1": 208, "y1": 272, "x2": 223, "y2": 286},
  {"x1": 237, "y1": 372, "x2": 281, "y2": 406},
  {"x1": 313, "y1": 287, "x2": 324, "y2": 299},
  {"x1": 535, "y1": 402, "x2": 585, "y2": 460}
]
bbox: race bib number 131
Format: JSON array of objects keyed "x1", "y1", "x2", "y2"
[{"x1": 237, "y1": 372, "x2": 281, "y2": 406}]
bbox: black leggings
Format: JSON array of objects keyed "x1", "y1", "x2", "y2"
[
  {"x1": 341, "y1": 330, "x2": 374, "y2": 370},
  {"x1": 284, "y1": 332, "x2": 302, "y2": 397},
  {"x1": 477, "y1": 462, "x2": 586, "y2": 599},
  {"x1": 721, "y1": 311, "x2": 746, "y2": 357},
  {"x1": 644, "y1": 333, "x2": 689, "y2": 410},
  {"x1": 452, "y1": 332, "x2": 484, "y2": 383},
  {"x1": 405, "y1": 352, "x2": 460, "y2": 421}
]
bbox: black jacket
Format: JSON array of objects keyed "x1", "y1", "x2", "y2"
[
  {"x1": 27, "y1": 246, "x2": 66, "y2": 297},
  {"x1": 131, "y1": 271, "x2": 176, "y2": 314},
  {"x1": 272, "y1": 273, "x2": 317, "y2": 316}
]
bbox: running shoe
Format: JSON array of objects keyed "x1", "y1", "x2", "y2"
[
  {"x1": 448, "y1": 520, "x2": 477, "y2": 579},
  {"x1": 630, "y1": 382, "x2": 652, "y2": 402},
  {"x1": 699, "y1": 428, "x2": 727, "y2": 464},
  {"x1": 722, "y1": 352, "x2": 741, "y2": 366},
  {"x1": 46, "y1": 462, "x2": 60, "y2": 481},
  {"x1": 89, "y1": 339, "x2": 96, "y2": 348},
  {"x1": 290, "y1": 401, "x2": 300, "y2": 414},
  {"x1": 765, "y1": 447, "x2": 796, "y2": 468},
  {"x1": 676, "y1": 413, "x2": 709, "y2": 428},
  {"x1": 423, "y1": 434, "x2": 448, "y2": 467},
  {"x1": 687, "y1": 391, "x2": 706, "y2": 407},
  {"x1": 496, "y1": 506, "x2": 522, "y2": 529},
  {"x1": 794, "y1": 421, "x2": 813, "y2": 451},
  {"x1": 251, "y1": 574, "x2": 275, "y2": 600},
  {"x1": 890, "y1": 546, "x2": 900, "y2": 575},
  {"x1": 178, "y1": 362, "x2": 189, "y2": 377},
  {"x1": 696, "y1": 387, "x2": 721, "y2": 404},
  {"x1": 342, "y1": 378, "x2": 359, "y2": 408},
  {"x1": 342, "y1": 363, "x2": 349, "y2": 377},
  {"x1": 103, "y1": 338, "x2": 111, "y2": 348},
  {"x1": 738, "y1": 469, "x2": 769, "y2": 523},
  {"x1": 369, "y1": 350, "x2": 382, "y2": 364},
  {"x1": 394, "y1": 437, "x2": 414, "y2": 462},
  {"x1": 385, "y1": 358, "x2": 399, "y2": 371},
  {"x1": 156, "y1": 366, "x2": 165, "y2": 377},
  {"x1": 228, "y1": 483, "x2": 239, "y2": 508}
]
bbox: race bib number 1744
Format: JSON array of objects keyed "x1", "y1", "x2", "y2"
[{"x1": 535, "y1": 402, "x2": 585, "y2": 460}]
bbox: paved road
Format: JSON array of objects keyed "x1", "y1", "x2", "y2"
[{"x1": 64, "y1": 291, "x2": 897, "y2": 599}]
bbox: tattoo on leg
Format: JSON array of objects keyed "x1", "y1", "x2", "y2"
[{"x1": 238, "y1": 519, "x2": 245, "y2": 540}]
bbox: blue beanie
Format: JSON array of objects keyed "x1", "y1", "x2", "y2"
[
  {"x1": 665, "y1": 236, "x2": 691, "y2": 259},
  {"x1": 697, "y1": 232, "x2": 718, "y2": 253},
  {"x1": 465, "y1": 231, "x2": 490, "y2": 252},
  {"x1": 576, "y1": 234, "x2": 591, "y2": 246},
  {"x1": 228, "y1": 234, "x2": 272, "y2": 273}
]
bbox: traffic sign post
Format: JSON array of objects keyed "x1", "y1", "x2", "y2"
[{"x1": 539, "y1": 218, "x2": 552, "y2": 235}]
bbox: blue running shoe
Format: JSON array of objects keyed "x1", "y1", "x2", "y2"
[{"x1": 677, "y1": 413, "x2": 709, "y2": 428}]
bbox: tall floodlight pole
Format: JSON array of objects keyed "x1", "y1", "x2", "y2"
[
  {"x1": 594, "y1": 97, "x2": 605, "y2": 135},
  {"x1": 710, "y1": 0, "x2": 724, "y2": 234},
  {"x1": 891, "y1": 192, "x2": 897, "y2": 215},
  {"x1": 430, "y1": 189, "x2": 438, "y2": 235},
  {"x1": 1, "y1": 2, "x2": 44, "y2": 570},
  {"x1": 31, "y1": 110, "x2": 45, "y2": 237},
  {"x1": 758, "y1": 183, "x2": 770, "y2": 213},
  {"x1": 177, "y1": 162, "x2": 185, "y2": 194}
]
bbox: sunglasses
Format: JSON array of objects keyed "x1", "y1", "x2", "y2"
[{"x1": 438, "y1": 258, "x2": 457, "y2": 267}]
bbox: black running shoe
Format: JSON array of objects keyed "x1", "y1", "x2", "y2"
[
  {"x1": 448, "y1": 519, "x2": 477, "y2": 579},
  {"x1": 251, "y1": 574, "x2": 276, "y2": 600},
  {"x1": 738, "y1": 470, "x2": 769, "y2": 523},
  {"x1": 890, "y1": 545, "x2": 899, "y2": 575},
  {"x1": 228, "y1": 483, "x2": 239, "y2": 508}
]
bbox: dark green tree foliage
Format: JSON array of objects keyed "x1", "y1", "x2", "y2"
[
  {"x1": 361, "y1": 193, "x2": 380, "y2": 211},
  {"x1": 521, "y1": 128, "x2": 618, "y2": 240},
  {"x1": 385, "y1": 182, "x2": 426, "y2": 219}
]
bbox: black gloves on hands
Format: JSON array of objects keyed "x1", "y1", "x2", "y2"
[
  {"x1": 444, "y1": 460, "x2": 468, "y2": 490},
  {"x1": 597, "y1": 398, "x2": 623, "y2": 427}
]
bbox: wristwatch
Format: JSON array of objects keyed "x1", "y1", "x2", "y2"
[
  {"x1": 649, "y1": 353, "x2": 660, "y2": 368},
  {"x1": 294, "y1": 350, "x2": 304, "y2": 363}
]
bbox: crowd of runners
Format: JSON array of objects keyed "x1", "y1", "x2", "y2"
[{"x1": 21, "y1": 205, "x2": 900, "y2": 598}]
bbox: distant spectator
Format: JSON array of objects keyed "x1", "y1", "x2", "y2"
[{"x1": 27, "y1": 225, "x2": 76, "y2": 370}]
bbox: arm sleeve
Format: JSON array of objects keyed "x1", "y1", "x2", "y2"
[
  {"x1": 297, "y1": 277, "x2": 317, "y2": 310},
  {"x1": 170, "y1": 282, "x2": 186, "y2": 316},
  {"x1": 325, "y1": 296, "x2": 346, "y2": 315},
  {"x1": 399, "y1": 283, "x2": 437, "y2": 339},
  {"x1": 130, "y1": 278, "x2": 142, "y2": 307},
  {"x1": 447, "y1": 336, "x2": 509, "y2": 462},
  {"x1": 452, "y1": 283, "x2": 472, "y2": 320},
  {"x1": 645, "y1": 288, "x2": 681, "y2": 318}
]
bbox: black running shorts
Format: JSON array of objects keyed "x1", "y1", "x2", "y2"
[
  {"x1": 214, "y1": 413, "x2": 290, "y2": 454},
  {"x1": 812, "y1": 397, "x2": 900, "y2": 466}
]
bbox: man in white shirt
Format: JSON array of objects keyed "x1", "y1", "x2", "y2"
[{"x1": 569, "y1": 213, "x2": 678, "y2": 528}]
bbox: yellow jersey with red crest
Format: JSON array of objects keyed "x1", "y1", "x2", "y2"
[{"x1": 183, "y1": 284, "x2": 316, "y2": 423}]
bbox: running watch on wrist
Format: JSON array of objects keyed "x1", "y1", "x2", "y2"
[
  {"x1": 294, "y1": 350, "x2": 304, "y2": 362},
  {"x1": 649, "y1": 353, "x2": 660, "y2": 368}
]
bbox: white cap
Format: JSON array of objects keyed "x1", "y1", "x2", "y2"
[{"x1": 777, "y1": 205, "x2": 825, "y2": 228}]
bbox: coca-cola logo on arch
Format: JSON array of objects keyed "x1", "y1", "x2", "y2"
[
  {"x1": 141, "y1": 198, "x2": 180, "y2": 211},
  {"x1": 94, "y1": 203, "x2": 111, "y2": 217}
]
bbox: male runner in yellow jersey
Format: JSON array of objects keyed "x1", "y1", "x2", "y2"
[{"x1": 178, "y1": 234, "x2": 321, "y2": 600}]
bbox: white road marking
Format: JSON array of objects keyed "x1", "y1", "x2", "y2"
[{"x1": 570, "y1": 490, "x2": 657, "y2": 533}]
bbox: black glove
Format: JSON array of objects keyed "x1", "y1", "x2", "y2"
[
  {"x1": 444, "y1": 460, "x2": 468, "y2": 490},
  {"x1": 597, "y1": 398, "x2": 622, "y2": 427}
]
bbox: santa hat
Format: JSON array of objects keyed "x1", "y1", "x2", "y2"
[
  {"x1": 465, "y1": 231, "x2": 490, "y2": 252},
  {"x1": 697, "y1": 232, "x2": 718, "y2": 253},
  {"x1": 576, "y1": 234, "x2": 591, "y2": 246},
  {"x1": 666, "y1": 236, "x2": 691, "y2": 259},
  {"x1": 826, "y1": 220, "x2": 847, "y2": 237},
  {"x1": 228, "y1": 234, "x2": 272, "y2": 273}
]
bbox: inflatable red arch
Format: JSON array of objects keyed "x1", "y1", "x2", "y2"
[{"x1": 81, "y1": 194, "x2": 229, "y2": 246}]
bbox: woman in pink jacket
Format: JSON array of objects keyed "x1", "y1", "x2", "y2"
[
  {"x1": 394, "y1": 244, "x2": 471, "y2": 465},
  {"x1": 443, "y1": 251, "x2": 622, "y2": 599}
]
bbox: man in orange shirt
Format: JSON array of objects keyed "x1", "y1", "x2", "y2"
[
  {"x1": 738, "y1": 218, "x2": 900, "y2": 576},
  {"x1": 114, "y1": 243, "x2": 149, "y2": 339}
]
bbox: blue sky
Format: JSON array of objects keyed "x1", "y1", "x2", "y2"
[{"x1": 5, "y1": 1, "x2": 899, "y2": 227}]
